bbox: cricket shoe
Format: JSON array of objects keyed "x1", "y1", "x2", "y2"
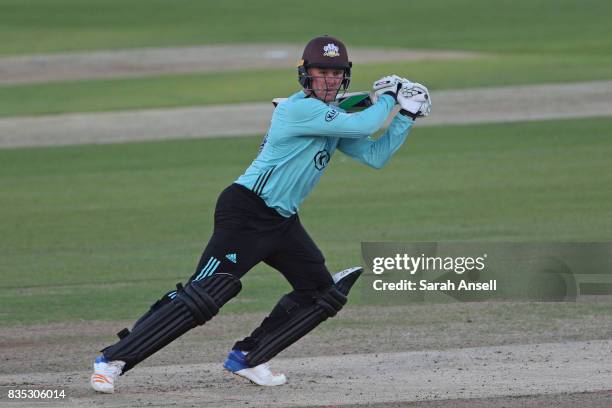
[
  {"x1": 223, "y1": 349, "x2": 287, "y2": 386},
  {"x1": 90, "y1": 355, "x2": 125, "y2": 394}
]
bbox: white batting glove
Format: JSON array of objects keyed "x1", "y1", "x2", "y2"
[
  {"x1": 371, "y1": 75, "x2": 405, "y2": 103},
  {"x1": 398, "y1": 82, "x2": 431, "y2": 118}
]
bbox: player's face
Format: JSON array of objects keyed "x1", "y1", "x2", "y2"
[{"x1": 308, "y1": 67, "x2": 344, "y2": 102}]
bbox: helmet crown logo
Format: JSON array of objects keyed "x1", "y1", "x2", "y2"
[{"x1": 323, "y1": 43, "x2": 340, "y2": 57}]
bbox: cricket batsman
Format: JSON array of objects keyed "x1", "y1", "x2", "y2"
[{"x1": 90, "y1": 35, "x2": 431, "y2": 392}]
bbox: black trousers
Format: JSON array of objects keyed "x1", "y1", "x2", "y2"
[
  {"x1": 189, "y1": 184, "x2": 333, "y2": 352},
  {"x1": 188, "y1": 183, "x2": 332, "y2": 291}
]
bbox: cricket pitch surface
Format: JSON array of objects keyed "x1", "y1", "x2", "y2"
[{"x1": 1, "y1": 302, "x2": 611, "y2": 407}]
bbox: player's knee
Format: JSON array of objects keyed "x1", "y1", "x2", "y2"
[
  {"x1": 289, "y1": 286, "x2": 346, "y2": 317},
  {"x1": 316, "y1": 286, "x2": 347, "y2": 317},
  {"x1": 286, "y1": 290, "x2": 317, "y2": 307},
  {"x1": 177, "y1": 273, "x2": 242, "y2": 325},
  {"x1": 104, "y1": 273, "x2": 242, "y2": 373}
]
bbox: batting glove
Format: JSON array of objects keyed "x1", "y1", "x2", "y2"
[
  {"x1": 398, "y1": 82, "x2": 431, "y2": 119},
  {"x1": 371, "y1": 75, "x2": 406, "y2": 103}
]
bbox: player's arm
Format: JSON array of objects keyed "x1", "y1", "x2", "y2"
[
  {"x1": 337, "y1": 113, "x2": 414, "y2": 169},
  {"x1": 283, "y1": 94, "x2": 395, "y2": 139}
]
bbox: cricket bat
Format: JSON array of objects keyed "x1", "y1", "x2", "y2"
[{"x1": 272, "y1": 92, "x2": 373, "y2": 113}]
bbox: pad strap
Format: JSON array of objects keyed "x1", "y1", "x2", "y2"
[
  {"x1": 245, "y1": 286, "x2": 346, "y2": 367},
  {"x1": 244, "y1": 267, "x2": 362, "y2": 367},
  {"x1": 103, "y1": 273, "x2": 241, "y2": 373}
]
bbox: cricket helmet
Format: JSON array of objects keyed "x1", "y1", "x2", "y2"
[{"x1": 297, "y1": 35, "x2": 352, "y2": 92}]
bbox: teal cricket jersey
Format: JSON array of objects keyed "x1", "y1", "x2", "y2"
[{"x1": 235, "y1": 91, "x2": 414, "y2": 217}]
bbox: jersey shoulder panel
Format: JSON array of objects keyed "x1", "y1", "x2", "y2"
[{"x1": 280, "y1": 92, "x2": 328, "y2": 122}]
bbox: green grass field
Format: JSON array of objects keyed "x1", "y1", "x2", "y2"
[
  {"x1": 1, "y1": 0, "x2": 611, "y2": 55},
  {"x1": 1, "y1": 0, "x2": 611, "y2": 328},
  {"x1": 1, "y1": 1, "x2": 611, "y2": 116},
  {"x1": 2, "y1": 117, "x2": 611, "y2": 325}
]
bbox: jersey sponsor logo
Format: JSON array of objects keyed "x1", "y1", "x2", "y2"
[
  {"x1": 325, "y1": 109, "x2": 339, "y2": 122},
  {"x1": 314, "y1": 149, "x2": 330, "y2": 170},
  {"x1": 323, "y1": 43, "x2": 340, "y2": 57}
]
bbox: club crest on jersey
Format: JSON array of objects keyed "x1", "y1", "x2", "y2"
[
  {"x1": 314, "y1": 149, "x2": 330, "y2": 170},
  {"x1": 323, "y1": 43, "x2": 340, "y2": 57},
  {"x1": 325, "y1": 109, "x2": 339, "y2": 122}
]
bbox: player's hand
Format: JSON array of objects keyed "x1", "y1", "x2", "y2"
[
  {"x1": 371, "y1": 75, "x2": 406, "y2": 103},
  {"x1": 398, "y1": 82, "x2": 432, "y2": 119}
]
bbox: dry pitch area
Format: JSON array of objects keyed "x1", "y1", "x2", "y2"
[{"x1": 1, "y1": 302, "x2": 611, "y2": 407}]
